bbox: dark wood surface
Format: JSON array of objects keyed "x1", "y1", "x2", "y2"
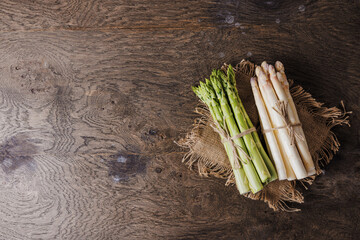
[{"x1": 0, "y1": 1, "x2": 359, "y2": 239}]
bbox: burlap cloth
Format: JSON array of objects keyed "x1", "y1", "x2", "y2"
[{"x1": 178, "y1": 60, "x2": 350, "y2": 211}]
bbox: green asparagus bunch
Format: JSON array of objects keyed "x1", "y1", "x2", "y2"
[
  {"x1": 192, "y1": 65, "x2": 277, "y2": 194},
  {"x1": 192, "y1": 80, "x2": 250, "y2": 194}
]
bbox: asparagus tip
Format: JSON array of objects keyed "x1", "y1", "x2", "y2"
[
  {"x1": 210, "y1": 74, "x2": 223, "y2": 97},
  {"x1": 217, "y1": 69, "x2": 227, "y2": 82},
  {"x1": 255, "y1": 66, "x2": 262, "y2": 77},
  {"x1": 205, "y1": 78, "x2": 211, "y2": 85},
  {"x1": 257, "y1": 67, "x2": 268, "y2": 87},
  {"x1": 250, "y1": 77, "x2": 257, "y2": 87},
  {"x1": 261, "y1": 61, "x2": 269, "y2": 74},
  {"x1": 211, "y1": 69, "x2": 218, "y2": 77},
  {"x1": 192, "y1": 85, "x2": 205, "y2": 102},
  {"x1": 275, "y1": 61, "x2": 285, "y2": 72},
  {"x1": 268, "y1": 64, "x2": 276, "y2": 76}
]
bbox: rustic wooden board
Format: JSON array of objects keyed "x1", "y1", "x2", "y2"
[{"x1": 0, "y1": 0, "x2": 359, "y2": 239}]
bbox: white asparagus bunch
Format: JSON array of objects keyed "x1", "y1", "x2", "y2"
[{"x1": 251, "y1": 61, "x2": 315, "y2": 180}]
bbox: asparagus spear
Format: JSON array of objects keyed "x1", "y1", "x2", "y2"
[
  {"x1": 274, "y1": 61, "x2": 316, "y2": 175},
  {"x1": 219, "y1": 66, "x2": 274, "y2": 183},
  {"x1": 210, "y1": 72, "x2": 263, "y2": 193},
  {"x1": 192, "y1": 83, "x2": 250, "y2": 194}
]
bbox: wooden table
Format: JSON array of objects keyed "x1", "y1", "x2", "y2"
[{"x1": 0, "y1": 1, "x2": 358, "y2": 239}]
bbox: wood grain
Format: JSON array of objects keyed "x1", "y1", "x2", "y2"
[{"x1": 0, "y1": 0, "x2": 359, "y2": 239}]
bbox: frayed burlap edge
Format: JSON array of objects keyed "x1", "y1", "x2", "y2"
[
  {"x1": 290, "y1": 84, "x2": 351, "y2": 172},
  {"x1": 178, "y1": 60, "x2": 351, "y2": 211}
]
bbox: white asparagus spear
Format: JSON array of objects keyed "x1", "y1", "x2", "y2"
[
  {"x1": 250, "y1": 77, "x2": 287, "y2": 180},
  {"x1": 274, "y1": 61, "x2": 316, "y2": 175},
  {"x1": 261, "y1": 62, "x2": 296, "y2": 180},
  {"x1": 256, "y1": 66, "x2": 308, "y2": 179},
  {"x1": 261, "y1": 61, "x2": 269, "y2": 76}
]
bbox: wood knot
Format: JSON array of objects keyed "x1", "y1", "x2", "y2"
[
  {"x1": 106, "y1": 152, "x2": 147, "y2": 183},
  {"x1": 0, "y1": 134, "x2": 38, "y2": 174}
]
